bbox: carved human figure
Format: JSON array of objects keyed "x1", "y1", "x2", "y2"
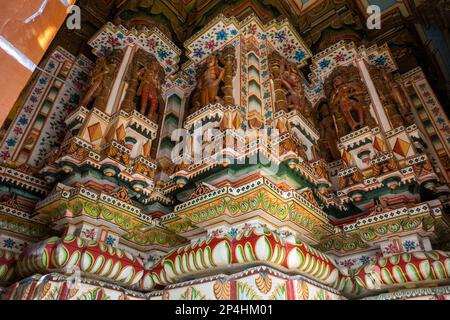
[
  {"x1": 137, "y1": 61, "x2": 162, "y2": 119},
  {"x1": 121, "y1": 59, "x2": 141, "y2": 113},
  {"x1": 330, "y1": 76, "x2": 366, "y2": 131},
  {"x1": 80, "y1": 57, "x2": 111, "y2": 108},
  {"x1": 196, "y1": 55, "x2": 225, "y2": 107},
  {"x1": 281, "y1": 62, "x2": 308, "y2": 113},
  {"x1": 381, "y1": 69, "x2": 414, "y2": 123},
  {"x1": 189, "y1": 89, "x2": 202, "y2": 113},
  {"x1": 319, "y1": 103, "x2": 341, "y2": 161}
]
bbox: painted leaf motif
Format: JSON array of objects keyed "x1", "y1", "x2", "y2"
[
  {"x1": 213, "y1": 279, "x2": 230, "y2": 300},
  {"x1": 269, "y1": 283, "x2": 287, "y2": 300},
  {"x1": 77, "y1": 288, "x2": 110, "y2": 300},
  {"x1": 180, "y1": 287, "x2": 206, "y2": 300},
  {"x1": 66, "y1": 287, "x2": 79, "y2": 300},
  {"x1": 301, "y1": 281, "x2": 309, "y2": 300},
  {"x1": 38, "y1": 282, "x2": 52, "y2": 300},
  {"x1": 255, "y1": 273, "x2": 272, "y2": 294},
  {"x1": 237, "y1": 282, "x2": 261, "y2": 300}
]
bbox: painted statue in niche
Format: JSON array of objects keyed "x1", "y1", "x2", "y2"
[
  {"x1": 137, "y1": 58, "x2": 164, "y2": 120},
  {"x1": 330, "y1": 75, "x2": 365, "y2": 131},
  {"x1": 80, "y1": 50, "x2": 123, "y2": 112},
  {"x1": 325, "y1": 66, "x2": 376, "y2": 136},
  {"x1": 380, "y1": 69, "x2": 414, "y2": 125},
  {"x1": 79, "y1": 56, "x2": 112, "y2": 109},
  {"x1": 195, "y1": 55, "x2": 225, "y2": 108},
  {"x1": 121, "y1": 51, "x2": 164, "y2": 121},
  {"x1": 369, "y1": 66, "x2": 414, "y2": 128},
  {"x1": 280, "y1": 61, "x2": 313, "y2": 122}
]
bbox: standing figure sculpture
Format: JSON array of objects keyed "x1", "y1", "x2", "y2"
[
  {"x1": 381, "y1": 69, "x2": 414, "y2": 124},
  {"x1": 80, "y1": 57, "x2": 112, "y2": 108},
  {"x1": 325, "y1": 66, "x2": 377, "y2": 137},
  {"x1": 196, "y1": 55, "x2": 225, "y2": 107},
  {"x1": 330, "y1": 76, "x2": 367, "y2": 132},
  {"x1": 280, "y1": 62, "x2": 313, "y2": 122},
  {"x1": 137, "y1": 61, "x2": 163, "y2": 119}
]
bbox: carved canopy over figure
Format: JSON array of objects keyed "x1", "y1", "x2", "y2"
[
  {"x1": 79, "y1": 56, "x2": 112, "y2": 109},
  {"x1": 324, "y1": 66, "x2": 376, "y2": 137},
  {"x1": 137, "y1": 57, "x2": 164, "y2": 120},
  {"x1": 194, "y1": 55, "x2": 225, "y2": 109}
]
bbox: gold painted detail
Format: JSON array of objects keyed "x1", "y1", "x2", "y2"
[{"x1": 174, "y1": 186, "x2": 333, "y2": 241}]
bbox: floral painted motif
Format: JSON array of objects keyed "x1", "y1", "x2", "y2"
[
  {"x1": 403, "y1": 240, "x2": 418, "y2": 252},
  {"x1": 294, "y1": 50, "x2": 306, "y2": 62},
  {"x1": 274, "y1": 31, "x2": 286, "y2": 42},
  {"x1": 228, "y1": 228, "x2": 238, "y2": 237},
  {"x1": 105, "y1": 235, "x2": 116, "y2": 246},
  {"x1": 337, "y1": 254, "x2": 377, "y2": 269},
  {"x1": 81, "y1": 228, "x2": 97, "y2": 240},
  {"x1": 374, "y1": 56, "x2": 386, "y2": 66},
  {"x1": 158, "y1": 49, "x2": 169, "y2": 59},
  {"x1": 416, "y1": 79, "x2": 450, "y2": 146},
  {"x1": 193, "y1": 48, "x2": 205, "y2": 59},
  {"x1": 216, "y1": 29, "x2": 228, "y2": 41},
  {"x1": 383, "y1": 243, "x2": 402, "y2": 255},
  {"x1": 30, "y1": 55, "x2": 92, "y2": 168},
  {"x1": 206, "y1": 40, "x2": 216, "y2": 50},
  {"x1": 107, "y1": 36, "x2": 120, "y2": 47},
  {"x1": 0, "y1": 151, "x2": 10, "y2": 161},
  {"x1": 319, "y1": 59, "x2": 331, "y2": 69},
  {"x1": 340, "y1": 259, "x2": 355, "y2": 268},
  {"x1": 186, "y1": 15, "x2": 311, "y2": 66},
  {"x1": 359, "y1": 256, "x2": 371, "y2": 265},
  {"x1": 311, "y1": 42, "x2": 396, "y2": 83},
  {"x1": 187, "y1": 19, "x2": 239, "y2": 64},
  {"x1": 210, "y1": 228, "x2": 224, "y2": 238},
  {"x1": 3, "y1": 238, "x2": 15, "y2": 249},
  {"x1": 89, "y1": 22, "x2": 180, "y2": 75},
  {"x1": 5, "y1": 139, "x2": 16, "y2": 147}
]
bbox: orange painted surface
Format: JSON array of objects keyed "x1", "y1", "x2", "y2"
[{"x1": 0, "y1": 0, "x2": 75, "y2": 127}]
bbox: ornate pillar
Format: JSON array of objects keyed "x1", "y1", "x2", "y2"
[
  {"x1": 357, "y1": 59, "x2": 392, "y2": 133},
  {"x1": 269, "y1": 51, "x2": 288, "y2": 112},
  {"x1": 221, "y1": 45, "x2": 236, "y2": 106},
  {"x1": 102, "y1": 47, "x2": 131, "y2": 115}
]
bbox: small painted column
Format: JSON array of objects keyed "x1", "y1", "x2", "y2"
[
  {"x1": 101, "y1": 46, "x2": 133, "y2": 115},
  {"x1": 155, "y1": 85, "x2": 188, "y2": 180},
  {"x1": 357, "y1": 58, "x2": 392, "y2": 133},
  {"x1": 221, "y1": 45, "x2": 236, "y2": 106},
  {"x1": 269, "y1": 51, "x2": 288, "y2": 112}
]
